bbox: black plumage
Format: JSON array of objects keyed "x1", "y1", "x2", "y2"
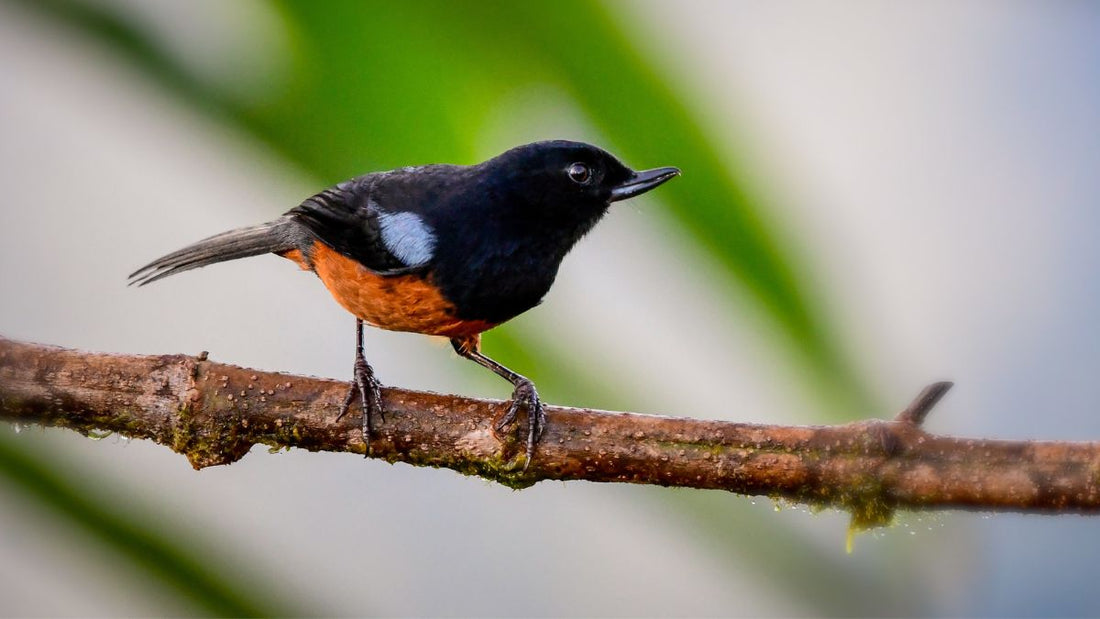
[{"x1": 130, "y1": 140, "x2": 680, "y2": 466}]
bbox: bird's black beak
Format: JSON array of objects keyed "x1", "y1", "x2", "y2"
[{"x1": 609, "y1": 166, "x2": 681, "y2": 202}]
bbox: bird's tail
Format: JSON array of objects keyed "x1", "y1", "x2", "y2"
[{"x1": 129, "y1": 217, "x2": 298, "y2": 286}]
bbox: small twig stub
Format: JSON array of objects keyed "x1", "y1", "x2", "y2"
[{"x1": 895, "y1": 381, "x2": 954, "y2": 426}]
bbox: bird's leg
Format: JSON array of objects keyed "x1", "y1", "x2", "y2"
[
  {"x1": 451, "y1": 335, "x2": 545, "y2": 470},
  {"x1": 337, "y1": 318, "x2": 385, "y2": 454}
]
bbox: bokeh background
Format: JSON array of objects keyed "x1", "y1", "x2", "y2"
[{"x1": 2, "y1": 0, "x2": 1100, "y2": 616}]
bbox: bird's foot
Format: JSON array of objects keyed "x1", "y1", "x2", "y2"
[
  {"x1": 495, "y1": 379, "x2": 546, "y2": 471},
  {"x1": 337, "y1": 355, "x2": 385, "y2": 455}
]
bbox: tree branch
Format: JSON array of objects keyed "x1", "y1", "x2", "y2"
[{"x1": 2, "y1": 337, "x2": 1099, "y2": 531}]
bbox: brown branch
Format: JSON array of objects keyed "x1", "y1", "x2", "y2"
[{"x1": 2, "y1": 337, "x2": 1100, "y2": 531}]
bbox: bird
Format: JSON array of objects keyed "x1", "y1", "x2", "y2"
[{"x1": 129, "y1": 140, "x2": 680, "y2": 468}]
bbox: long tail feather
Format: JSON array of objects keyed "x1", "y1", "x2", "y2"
[{"x1": 129, "y1": 218, "x2": 297, "y2": 286}]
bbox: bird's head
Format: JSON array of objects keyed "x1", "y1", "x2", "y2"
[{"x1": 477, "y1": 140, "x2": 680, "y2": 233}]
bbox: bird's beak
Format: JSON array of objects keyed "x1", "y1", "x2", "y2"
[{"x1": 609, "y1": 166, "x2": 681, "y2": 202}]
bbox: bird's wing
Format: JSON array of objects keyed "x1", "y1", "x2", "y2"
[{"x1": 287, "y1": 178, "x2": 436, "y2": 275}]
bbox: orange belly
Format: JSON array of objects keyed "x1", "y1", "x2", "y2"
[{"x1": 281, "y1": 243, "x2": 494, "y2": 338}]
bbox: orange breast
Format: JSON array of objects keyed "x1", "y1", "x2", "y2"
[{"x1": 282, "y1": 242, "x2": 494, "y2": 338}]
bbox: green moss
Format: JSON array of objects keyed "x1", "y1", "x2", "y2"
[
  {"x1": 400, "y1": 446, "x2": 536, "y2": 490},
  {"x1": 170, "y1": 405, "x2": 253, "y2": 469},
  {"x1": 4, "y1": 392, "x2": 153, "y2": 444},
  {"x1": 839, "y1": 476, "x2": 897, "y2": 553}
]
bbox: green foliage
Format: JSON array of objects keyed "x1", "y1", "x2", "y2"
[
  {"x1": 255, "y1": 0, "x2": 873, "y2": 414},
  {"x1": 32, "y1": 0, "x2": 872, "y2": 412},
  {"x1": 0, "y1": 433, "x2": 289, "y2": 617}
]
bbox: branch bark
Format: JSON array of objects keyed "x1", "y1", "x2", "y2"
[{"x1": 2, "y1": 336, "x2": 1099, "y2": 531}]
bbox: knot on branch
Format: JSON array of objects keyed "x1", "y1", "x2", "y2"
[{"x1": 170, "y1": 401, "x2": 256, "y2": 470}]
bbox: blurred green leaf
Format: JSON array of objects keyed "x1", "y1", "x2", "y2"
[
  {"x1": 28, "y1": 0, "x2": 873, "y2": 412},
  {"x1": 460, "y1": 1, "x2": 875, "y2": 414},
  {"x1": 0, "y1": 432, "x2": 291, "y2": 617}
]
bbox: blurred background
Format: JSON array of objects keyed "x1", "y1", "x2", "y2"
[{"x1": 2, "y1": 0, "x2": 1099, "y2": 615}]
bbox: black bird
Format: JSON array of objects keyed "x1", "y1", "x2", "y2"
[{"x1": 130, "y1": 140, "x2": 679, "y2": 467}]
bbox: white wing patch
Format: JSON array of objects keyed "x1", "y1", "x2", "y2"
[{"x1": 376, "y1": 208, "x2": 436, "y2": 267}]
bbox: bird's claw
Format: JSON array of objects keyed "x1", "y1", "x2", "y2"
[
  {"x1": 495, "y1": 379, "x2": 546, "y2": 470},
  {"x1": 337, "y1": 356, "x2": 385, "y2": 455}
]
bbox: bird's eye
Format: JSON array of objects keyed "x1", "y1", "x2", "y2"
[{"x1": 567, "y1": 162, "x2": 591, "y2": 184}]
